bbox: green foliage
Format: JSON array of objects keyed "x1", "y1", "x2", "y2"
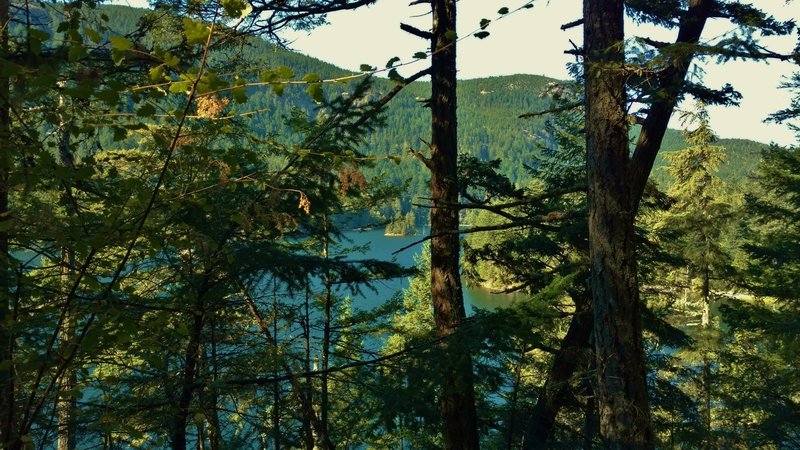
[
  {"x1": 719, "y1": 144, "x2": 800, "y2": 447},
  {"x1": 655, "y1": 105, "x2": 735, "y2": 285},
  {"x1": 0, "y1": 1, "x2": 796, "y2": 449}
]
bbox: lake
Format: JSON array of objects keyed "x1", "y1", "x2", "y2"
[{"x1": 335, "y1": 228, "x2": 524, "y2": 312}]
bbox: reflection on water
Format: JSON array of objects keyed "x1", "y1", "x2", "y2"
[{"x1": 340, "y1": 229, "x2": 523, "y2": 313}]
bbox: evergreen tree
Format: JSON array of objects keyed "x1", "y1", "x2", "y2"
[
  {"x1": 718, "y1": 140, "x2": 800, "y2": 446},
  {"x1": 400, "y1": 0, "x2": 480, "y2": 447},
  {"x1": 653, "y1": 105, "x2": 734, "y2": 447}
]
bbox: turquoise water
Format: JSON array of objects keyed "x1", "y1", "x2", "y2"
[{"x1": 337, "y1": 228, "x2": 524, "y2": 312}]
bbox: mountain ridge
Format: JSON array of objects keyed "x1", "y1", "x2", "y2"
[{"x1": 82, "y1": 5, "x2": 770, "y2": 208}]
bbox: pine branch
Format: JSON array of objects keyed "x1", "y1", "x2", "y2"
[
  {"x1": 400, "y1": 22, "x2": 433, "y2": 40},
  {"x1": 411, "y1": 148, "x2": 433, "y2": 170},
  {"x1": 391, "y1": 210, "x2": 585, "y2": 255},
  {"x1": 225, "y1": 334, "x2": 449, "y2": 386},
  {"x1": 561, "y1": 18, "x2": 584, "y2": 30},
  {"x1": 353, "y1": 67, "x2": 431, "y2": 129}
]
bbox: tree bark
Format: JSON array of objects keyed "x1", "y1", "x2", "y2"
[
  {"x1": 428, "y1": 1, "x2": 480, "y2": 448},
  {"x1": 57, "y1": 249, "x2": 77, "y2": 450},
  {"x1": 701, "y1": 257, "x2": 713, "y2": 449},
  {"x1": 583, "y1": 0, "x2": 653, "y2": 447},
  {"x1": 171, "y1": 307, "x2": 205, "y2": 450},
  {"x1": 320, "y1": 214, "x2": 332, "y2": 448},
  {"x1": 206, "y1": 316, "x2": 221, "y2": 450},
  {"x1": 0, "y1": 0, "x2": 17, "y2": 445},
  {"x1": 523, "y1": 292, "x2": 593, "y2": 449},
  {"x1": 628, "y1": 0, "x2": 712, "y2": 204},
  {"x1": 271, "y1": 285, "x2": 282, "y2": 450},
  {"x1": 57, "y1": 86, "x2": 77, "y2": 450}
]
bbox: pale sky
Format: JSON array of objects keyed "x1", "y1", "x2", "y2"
[
  {"x1": 115, "y1": 0, "x2": 800, "y2": 145},
  {"x1": 282, "y1": 0, "x2": 800, "y2": 146}
]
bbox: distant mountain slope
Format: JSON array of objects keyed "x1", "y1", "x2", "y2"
[
  {"x1": 81, "y1": 6, "x2": 769, "y2": 204},
  {"x1": 652, "y1": 137, "x2": 769, "y2": 186}
]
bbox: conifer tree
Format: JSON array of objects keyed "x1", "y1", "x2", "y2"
[
  {"x1": 722, "y1": 124, "x2": 800, "y2": 445},
  {"x1": 656, "y1": 105, "x2": 733, "y2": 447},
  {"x1": 398, "y1": 0, "x2": 480, "y2": 447},
  {"x1": 427, "y1": 1, "x2": 480, "y2": 447}
]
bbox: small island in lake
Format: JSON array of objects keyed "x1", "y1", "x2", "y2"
[{"x1": 384, "y1": 211, "x2": 418, "y2": 236}]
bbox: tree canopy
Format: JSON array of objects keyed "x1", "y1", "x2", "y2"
[{"x1": 0, "y1": 0, "x2": 797, "y2": 449}]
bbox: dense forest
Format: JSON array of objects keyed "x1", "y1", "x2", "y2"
[{"x1": 0, "y1": 1, "x2": 798, "y2": 449}]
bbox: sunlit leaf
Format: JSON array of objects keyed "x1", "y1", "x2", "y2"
[
  {"x1": 83, "y1": 27, "x2": 102, "y2": 43},
  {"x1": 307, "y1": 83, "x2": 323, "y2": 103},
  {"x1": 183, "y1": 18, "x2": 210, "y2": 45},
  {"x1": 303, "y1": 72, "x2": 322, "y2": 83},
  {"x1": 109, "y1": 35, "x2": 133, "y2": 51},
  {"x1": 149, "y1": 66, "x2": 164, "y2": 82}
]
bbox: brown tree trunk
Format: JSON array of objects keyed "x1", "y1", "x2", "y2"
[
  {"x1": 57, "y1": 249, "x2": 77, "y2": 450},
  {"x1": 206, "y1": 316, "x2": 221, "y2": 450},
  {"x1": 171, "y1": 307, "x2": 205, "y2": 450},
  {"x1": 428, "y1": 1, "x2": 479, "y2": 448},
  {"x1": 701, "y1": 259, "x2": 713, "y2": 449},
  {"x1": 0, "y1": 0, "x2": 17, "y2": 445},
  {"x1": 57, "y1": 87, "x2": 77, "y2": 450},
  {"x1": 523, "y1": 292, "x2": 593, "y2": 449},
  {"x1": 320, "y1": 215, "x2": 332, "y2": 448},
  {"x1": 582, "y1": 374, "x2": 598, "y2": 449},
  {"x1": 583, "y1": 0, "x2": 653, "y2": 447},
  {"x1": 303, "y1": 283, "x2": 314, "y2": 450},
  {"x1": 271, "y1": 285, "x2": 282, "y2": 450}
]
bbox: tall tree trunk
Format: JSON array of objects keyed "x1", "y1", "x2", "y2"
[
  {"x1": 582, "y1": 371, "x2": 598, "y2": 450},
  {"x1": 171, "y1": 307, "x2": 205, "y2": 450},
  {"x1": 583, "y1": 1, "x2": 653, "y2": 447},
  {"x1": 505, "y1": 355, "x2": 523, "y2": 450},
  {"x1": 57, "y1": 249, "x2": 77, "y2": 450},
  {"x1": 428, "y1": 1, "x2": 479, "y2": 448},
  {"x1": 320, "y1": 214, "x2": 332, "y2": 448},
  {"x1": 0, "y1": 0, "x2": 17, "y2": 445},
  {"x1": 57, "y1": 87, "x2": 77, "y2": 450},
  {"x1": 701, "y1": 258, "x2": 713, "y2": 448},
  {"x1": 701, "y1": 260, "x2": 710, "y2": 329},
  {"x1": 523, "y1": 292, "x2": 593, "y2": 449},
  {"x1": 206, "y1": 316, "x2": 221, "y2": 450},
  {"x1": 303, "y1": 282, "x2": 314, "y2": 450},
  {"x1": 271, "y1": 284, "x2": 281, "y2": 450}
]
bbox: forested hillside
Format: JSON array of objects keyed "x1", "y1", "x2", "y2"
[
  {"x1": 1, "y1": 1, "x2": 797, "y2": 450},
  {"x1": 78, "y1": 5, "x2": 769, "y2": 216}
]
